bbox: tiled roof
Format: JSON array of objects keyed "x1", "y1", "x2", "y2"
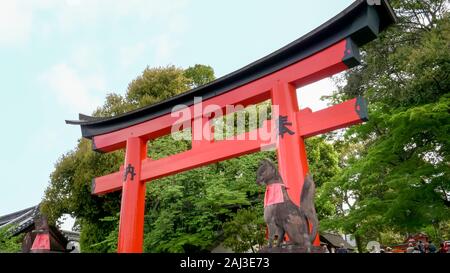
[
  {"x1": 0, "y1": 204, "x2": 80, "y2": 244},
  {"x1": 0, "y1": 205, "x2": 40, "y2": 235},
  {"x1": 61, "y1": 230, "x2": 80, "y2": 241},
  {"x1": 320, "y1": 232, "x2": 355, "y2": 249}
]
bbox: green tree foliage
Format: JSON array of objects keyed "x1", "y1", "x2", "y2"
[
  {"x1": 42, "y1": 61, "x2": 341, "y2": 252},
  {"x1": 306, "y1": 137, "x2": 341, "y2": 220},
  {"x1": 321, "y1": 0, "x2": 450, "y2": 252},
  {"x1": 126, "y1": 66, "x2": 191, "y2": 107},
  {"x1": 184, "y1": 64, "x2": 215, "y2": 88},
  {"x1": 42, "y1": 65, "x2": 202, "y2": 252},
  {"x1": 87, "y1": 214, "x2": 119, "y2": 253},
  {"x1": 143, "y1": 152, "x2": 270, "y2": 253},
  {"x1": 0, "y1": 226, "x2": 23, "y2": 253},
  {"x1": 222, "y1": 206, "x2": 266, "y2": 253},
  {"x1": 42, "y1": 1, "x2": 450, "y2": 253}
]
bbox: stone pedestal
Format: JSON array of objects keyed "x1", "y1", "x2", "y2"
[{"x1": 259, "y1": 244, "x2": 324, "y2": 253}]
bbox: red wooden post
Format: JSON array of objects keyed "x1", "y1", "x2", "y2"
[
  {"x1": 66, "y1": 1, "x2": 395, "y2": 252},
  {"x1": 117, "y1": 137, "x2": 147, "y2": 253},
  {"x1": 272, "y1": 81, "x2": 308, "y2": 206},
  {"x1": 271, "y1": 80, "x2": 320, "y2": 246}
]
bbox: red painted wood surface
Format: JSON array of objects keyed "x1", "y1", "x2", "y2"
[
  {"x1": 117, "y1": 137, "x2": 147, "y2": 253},
  {"x1": 91, "y1": 38, "x2": 365, "y2": 252},
  {"x1": 31, "y1": 233, "x2": 50, "y2": 251},
  {"x1": 297, "y1": 97, "x2": 365, "y2": 138},
  {"x1": 93, "y1": 121, "x2": 274, "y2": 195},
  {"x1": 92, "y1": 95, "x2": 366, "y2": 196},
  {"x1": 92, "y1": 39, "x2": 351, "y2": 153}
]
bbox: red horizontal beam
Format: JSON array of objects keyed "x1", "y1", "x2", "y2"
[
  {"x1": 92, "y1": 39, "x2": 354, "y2": 153},
  {"x1": 297, "y1": 97, "x2": 368, "y2": 138},
  {"x1": 92, "y1": 97, "x2": 368, "y2": 195},
  {"x1": 92, "y1": 121, "x2": 275, "y2": 195},
  {"x1": 92, "y1": 169, "x2": 123, "y2": 195},
  {"x1": 93, "y1": 87, "x2": 271, "y2": 153}
]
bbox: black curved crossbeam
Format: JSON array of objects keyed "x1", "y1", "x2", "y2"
[{"x1": 66, "y1": 0, "x2": 396, "y2": 139}]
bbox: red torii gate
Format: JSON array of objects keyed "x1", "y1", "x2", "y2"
[{"x1": 67, "y1": 0, "x2": 395, "y2": 253}]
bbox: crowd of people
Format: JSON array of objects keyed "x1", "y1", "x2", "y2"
[
  {"x1": 321, "y1": 240, "x2": 450, "y2": 253},
  {"x1": 401, "y1": 240, "x2": 449, "y2": 253},
  {"x1": 378, "y1": 240, "x2": 450, "y2": 253},
  {"x1": 321, "y1": 243, "x2": 350, "y2": 253}
]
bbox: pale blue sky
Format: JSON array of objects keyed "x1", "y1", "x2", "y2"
[{"x1": 0, "y1": 0, "x2": 354, "y2": 217}]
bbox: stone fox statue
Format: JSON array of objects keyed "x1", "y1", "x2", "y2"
[{"x1": 256, "y1": 159, "x2": 318, "y2": 250}]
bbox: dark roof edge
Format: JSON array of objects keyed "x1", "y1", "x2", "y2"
[
  {"x1": 0, "y1": 205, "x2": 39, "y2": 225},
  {"x1": 67, "y1": 0, "x2": 396, "y2": 139}
]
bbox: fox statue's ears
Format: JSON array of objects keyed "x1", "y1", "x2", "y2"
[
  {"x1": 260, "y1": 158, "x2": 273, "y2": 166},
  {"x1": 261, "y1": 159, "x2": 282, "y2": 179}
]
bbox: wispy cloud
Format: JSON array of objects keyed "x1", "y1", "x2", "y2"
[
  {"x1": 115, "y1": 0, "x2": 188, "y2": 66},
  {"x1": 41, "y1": 0, "x2": 189, "y2": 35},
  {"x1": 152, "y1": 34, "x2": 181, "y2": 64},
  {"x1": 39, "y1": 63, "x2": 105, "y2": 114},
  {"x1": 0, "y1": 0, "x2": 189, "y2": 45},
  {"x1": 119, "y1": 42, "x2": 147, "y2": 67},
  {"x1": 28, "y1": 0, "x2": 190, "y2": 114},
  {"x1": 0, "y1": 1, "x2": 32, "y2": 46}
]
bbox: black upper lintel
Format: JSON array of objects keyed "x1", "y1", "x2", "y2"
[{"x1": 66, "y1": 0, "x2": 396, "y2": 139}]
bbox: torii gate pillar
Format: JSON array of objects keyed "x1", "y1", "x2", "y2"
[
  {"x1": 117, "y1": 137, "x2": 147, "y2": 253},
  {"x1": 66, "y1": 0, "x2": 396, "y2": 254},
  {"x1": 272, "y1": 81, "x2": 308, "y2": 207},
  {"x1": 272, "y1": 81, "x2": 321, "y2": 246}
]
